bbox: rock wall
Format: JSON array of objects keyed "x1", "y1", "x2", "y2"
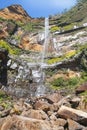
[{"x1": 0, "y1": 48, "x2": 8, "y2": 86}]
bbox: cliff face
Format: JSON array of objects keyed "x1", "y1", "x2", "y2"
[{"x1": 0, "y1": 5, "x2": 31, "y2": 23}]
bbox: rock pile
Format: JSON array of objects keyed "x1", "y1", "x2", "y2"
[{"x1": 0, "y1": 92, "x2": 87, "y2": 130}]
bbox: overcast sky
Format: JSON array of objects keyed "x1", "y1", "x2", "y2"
[{"x1": 0, "y1": 0, "x2": 77, "y2": 17}]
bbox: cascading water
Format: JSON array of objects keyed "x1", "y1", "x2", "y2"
[
  {"x1": 41, "y1": 17, "x2": 49, "y2": 63},
  {"x1": 35, "y1": 17, "x2": 49, "y2": 96}
]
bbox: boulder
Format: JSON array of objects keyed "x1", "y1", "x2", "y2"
[
  {"x1": 76, "y1": 83, "x2": 87, "y2": 94},
  {"x1": 58, "y1": 105, "x2": 87, "y2": 126},
  {"x1": 0, "y1": 115, "x2": 64, "y2": 130},
  {"x1": 70, "y1": 97, "x2": 81, "y2": 108},
  {"x1": 50, "y1": 118, "x2": 67, "y2": 128},
  {"x1": 21, "y1": 109, "x2": 49, "y2": 120},
  {"x1": 67, "y1": 119, "x2": 86, "y2": 130},
  {"x1": 45, "y1": 92, "x2": 62, "y2": 103},
  {"x1": 50, "y1": 103, "x2": 59, "y2": 112},
  {"x1": 34, "y1": 100, "x2": 50, "y2": 112}
]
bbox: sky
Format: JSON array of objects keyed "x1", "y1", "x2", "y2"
[{"x1": 0, "y1": 0, "x2": 77, "y2": 18}]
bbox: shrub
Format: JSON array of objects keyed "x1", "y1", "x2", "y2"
[
  {"x1": 0, "y1": 40, "x2": 20, "y2": 55},
  {"x1": 68, "y1": 77, "x2": 79, "y2": 86},
  {"x1": 51, "y1": 77, "x2": 79, "y2": 88},
  {"x1": 50, "y1": 26, "x2": 60, "y2": 32},
  {"x1": 52, "y1": 77, "x2": 65, "y2": 87}
]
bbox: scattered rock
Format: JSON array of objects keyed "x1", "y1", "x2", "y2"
[
  {"x1": 0, "y1": 106, "x2": 4, "y2": 111},
  {"x1": 45, "y1": 92, "x2": 63, "y2": 103},
  {"x1": 34, "y1": 100, "x2": 50, "y2": 112},
  {"x1": 21, "y1": 109, "x2": 49, "y2": 120},
  {"x1": 0, "y1": 115, "x2": 56, "y2": 130},
  {"x1": 70, "y1": 97, "x2": 81, "y2": 108},
  {"x1": 67, "y1": 119, "x2": 86, "y2": 130},
  {"x1": 76, "y1": 83, "x2": 87, "y2": 94},
  {"x1": 58, "y1": 105, "x2": 87, "y2": 126},
  {"x1": 1, "y1": 109, "x2": 11, "y2": 117},
  {"x1": 50, "y1": 118, "x2": 67, "y2": 127}
]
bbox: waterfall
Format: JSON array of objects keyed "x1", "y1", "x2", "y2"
[
  {"x1": 41, "y1": 17, "x2": 49, "y2": 64},
  {"x1": 35, "y1": 17, "x2": 49, "y2": 97}
]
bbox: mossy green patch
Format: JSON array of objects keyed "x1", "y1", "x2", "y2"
[
  {"x1": 0, "y1": 40, "x2": 21, "y2": 55},
  {"x1": 47, "y1": 50, "x2": 76, "y2": 65}
]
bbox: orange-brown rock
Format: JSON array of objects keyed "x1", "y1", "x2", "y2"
[
  {"x1": 67, "y1": 119, "x2": 86, "y2": 130},
  {"x1": 50, "y1": 118, "x2": 67, "y2": 128},
  {"x1": 46, "y1": 92, "x2": 63, "y2": 103},
  {"x1": 76, "y1": 83, "x2": 87, "y2": 94},
  {"x1": 21, "y1": 109, "x2": 48, "y2": 120},
  {"x1": 20, "y1": 33, "x2": 43, "y2": 51},
  {"x1": 0, "y1": 5, "x2": 31, "y2": 23},
  {"x1": 0, "y1": 30, "x2": 8, "y2": 39},
  {"x1": 58, "y1": 105, "x2": 87, "y2": 126},
  {"x1": 0, "y1": 115, "x2": 64, "y2": 130},
  {"x1": 34, "y1": 100, "x2": 50, "y2": 112}
]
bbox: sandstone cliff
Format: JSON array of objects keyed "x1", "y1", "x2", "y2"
[{"x1": 0, "y1": 4, "x2": 31, "y2": 23}]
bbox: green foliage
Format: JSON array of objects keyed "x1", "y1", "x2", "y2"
[
  {"x1": 45, "y1": 69, "x2": 55, "y2": 76},
  {"x1": 0, "y1": 90, "x2": 12, "y2": 109},
  {"x1": 51, "y1": 77, "x2": 79, "y2": 89},
  {"x1": 47, "y1": 50, "x2": 76, "y2": 65},
  {"x1": 47, "y1": 57, "x2": 63, "y2": 64},
  {"x1": 52, "y1": 0, "x2": 87, "y2": 29},
  {"x1": 52, "y1": 77, "x2": 66, "y2": 87},
  {"x1": 80, "y1": 91, "x2": 87, "y2": 103},
  {"x1": 16, "y1": 21, "x2": 24, "y2": 27},
  {"x1": 0, "y1": 40, "x2": 20, "y2": 55},
  {"x1": 63, "y1": 23, "x2": 75, "y2": 31},
  {"x1": 0, "y1": 17, "x2": 6, "y2": 22},
  {"x1": 68, "y1": 78, "x2": 79, "y2": 86},
  {"x1": 80, "y1": 48, "x2": 87, "y2": 70},
  {"x1": 65, "y1": 50, "x2": 76, "y2": 59},
  {"x1": 22, "y1": 22, "x2": 33, "y2": 31},
  {"x1": 50, "y1": 26, "x2": 60, "y2": 32}
]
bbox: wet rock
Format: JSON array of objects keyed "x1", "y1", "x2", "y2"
[
  {"x1": 10, "y1": 63, "x2": 17, "y2": 69},
  {"x1": 58, "y1": 105, "x2": 87, "y2": 126},
  {"x1": 76, "y1": 83, "x2": 87, "y2": 94},
  {"x1": 0, "y1": 48, "x2": 8, "y2": 85}
]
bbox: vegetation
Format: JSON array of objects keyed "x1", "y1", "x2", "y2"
[
  {"x1": 49, "y1": 0, "x2": 87, "y2": 32},
  {"x1": 47, "y1": 50, "x2": 76, "y2": 64},
  {"x1": 51, "y1": 77, "x2": 79, "y2": 89},
  {"x1": 22, "y1": 22, "x2": 33, "y2": 32},
  {"x1": 0, "y1": 90, "x2": 12, "y2": 109},
  {"x1": 50, "y1": 69, "x2": 87, "y2": 91},
  {"x1": 0, "y1": 40, "x2": 21, "y2": 55},
  {"x1": 50, "y1": 26, "x2": 60, "y2": 32}
]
